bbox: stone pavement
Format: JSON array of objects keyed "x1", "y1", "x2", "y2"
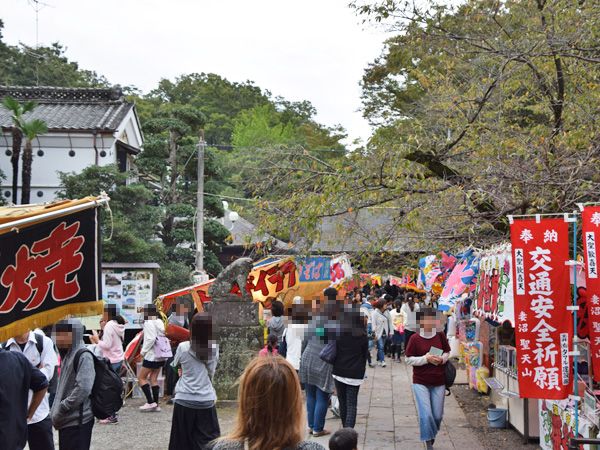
[
  {"x1": 308, "y1": 359, "x2": 484, "y2": 450},
  {"x1": 35, "y1": 358, "x2": 485, "y2": 450}
]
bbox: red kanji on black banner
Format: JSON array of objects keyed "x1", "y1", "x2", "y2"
[
  {"x1": 1, "y1": 222, "x2": 85, "y2": 312},
  {"x1": 0, "y1": 208, "x2": 101, "y2": 330}
]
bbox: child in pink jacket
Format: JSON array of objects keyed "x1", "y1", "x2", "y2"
[{"x1": 259, "y1": 333, "x2": 279, "y2": 357}]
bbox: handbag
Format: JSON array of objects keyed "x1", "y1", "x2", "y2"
[
  {"x1": 153, "y1": 335, "x2": 173, "y2": 359},
  {"x1": 319, "y1": 340, "x2": 337, "y2": 364},
  {"x1": 330, "y1": 394, "x2": 340, "y2": 418},
  {"x1": 278, "y1": 329, "x2": 288, "y2": 358},
  {"x1": 444, "y1": 360, "x2": 456, "y2": 395}
]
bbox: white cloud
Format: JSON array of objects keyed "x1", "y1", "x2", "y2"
[{"x1": 3, "y1": 0, "x2": 389, "y2": 146}]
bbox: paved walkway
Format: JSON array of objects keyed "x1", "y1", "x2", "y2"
[{"x1": 308, "y1": 360, "x2": 484, "y2": 450}]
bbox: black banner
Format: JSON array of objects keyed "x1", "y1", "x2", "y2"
[{"x1": 0, "y1": 208, "x2": 102, "y2": 336}]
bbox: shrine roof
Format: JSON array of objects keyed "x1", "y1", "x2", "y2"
[{"x1": 0, "y1": 86, "x2": 134, "y2": 133}]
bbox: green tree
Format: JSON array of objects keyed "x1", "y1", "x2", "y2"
[
  {"x1": 0, "y1": 20, "x2": 107, "y2": 87},
  {"x1": 1, "y1": 96, "x2": 36, "y2": 204},
  {"x1": 59, "y1": 166, "x2": 163, "y2": 262},
  {"x1": 136, "y1": 102, "x2": 230, "y2": 278},
  {"x1": 20, "y1": 118, "x2": 47, "y2": 204},
  {"x1": 143, "y1": 73, "x2": 270, "y2": 145},
  {"x1": 232, "y1": 104, "x2": 298, "y2": 148},
  {"x1": 245, "y1": 0, "x2": 600, "y2": 254},
  {"x1": 58, "y1": 166, "x2": 200, "y2": 293},
  {"x1": 227, "y1": 99, "x2": 347, "y2": 202}
]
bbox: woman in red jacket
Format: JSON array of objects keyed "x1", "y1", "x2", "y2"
[{"x1": 405, "y1": 308, "x2": 450, "y2": 450}]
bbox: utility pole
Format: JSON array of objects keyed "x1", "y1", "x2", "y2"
[{"x1": 193, "y1": 130, "x2": 209, "y2": 283}]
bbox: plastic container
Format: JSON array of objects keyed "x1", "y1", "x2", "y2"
[{"x1": 487, "y1": 407, "x2": 507, "y2": 428}]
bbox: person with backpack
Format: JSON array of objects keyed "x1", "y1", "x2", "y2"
[
  {"x1": 405, "y1": 308, "x2": 450, "y2": 450},
  {"x1": 89, "y1": 304, "x2": 126, "y2": 424},
  {"x1": 299, "y1": 295, "x2": 338, "y2": 438},
  {"x1": 51, "y1": 319, "x2": 96, "y2": 450},
  {"x1": 3, "y1": 329, "x2": 58, "y2": 450},
  {"x1": 168, "y1": 312, "x2": 220, "y2": 450},
  {"x1": 138, "y1": 303, "x2": 168, "y2": 412}
]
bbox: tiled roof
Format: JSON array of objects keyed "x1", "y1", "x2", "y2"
[
  {"x1": 224, "y1": 214, "x2": 288, "y2": 249},
  {"x1": 304, "y1": 209, "x2": 421, "y2": 253},
  {"x1": 0, "y1": 86, "x2": 134, "y2": 132}
]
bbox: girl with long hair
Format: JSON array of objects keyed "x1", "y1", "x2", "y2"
[
  {"x1": 212, "y1": 357, "x2": 325, "y2": 450},
  {"x1": 168, "y1": 312, "x2": 220, "y2": 450}
]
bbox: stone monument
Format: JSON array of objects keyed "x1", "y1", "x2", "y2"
[{"x1": 206, "y1": 258, "x2": 262, "y2": 399}]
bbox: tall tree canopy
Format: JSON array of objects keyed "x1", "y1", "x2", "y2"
[
  {"x1": 245, "y1": 0, "x2": 600, "y2": 253},
  {"x1": 141, "y1": 73, "x2": 271, "y2": 146}
]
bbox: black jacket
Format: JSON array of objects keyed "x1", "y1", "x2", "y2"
[{"x1": 332, "y1": 333, "x2": 369, "y2": 380}]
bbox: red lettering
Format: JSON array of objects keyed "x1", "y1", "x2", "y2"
[{"x1": 0, "y1": 222, "x2": 84, "y2": 313}]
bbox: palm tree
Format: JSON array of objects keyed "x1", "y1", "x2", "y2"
[
  {"x1": 1, "y1": 96, "x2": 36, "y2": 203},
  {"x1": 20, "y1": 119, "x2": 48, "y2": 204}
]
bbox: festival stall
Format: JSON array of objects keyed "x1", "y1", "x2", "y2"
[
  {"x1": 481, "y1": 209, "x2": 600, "y2": 445},
  {"x1": 416, "y1": 215, "x2": 600, "y2": 447},
  {"x1": 390, "y1": 272, "x2": 426, "y2": 293},
  {"x1": 470, "y1": 244, "x2": 541, "y2": 439},
  {"x1": 0, "y1": 196, "x2": 107, "y2": 341},
  {"x1": 157, "y1": 254, "x2": 354, "y2": 314}
]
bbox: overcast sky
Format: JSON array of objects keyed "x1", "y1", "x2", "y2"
[{"x1": 3, "y1": 0, "x2": 390, "y2": 146}]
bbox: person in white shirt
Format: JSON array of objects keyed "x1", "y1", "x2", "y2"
[
  {"x1": 401, "y1": 294, "x2": 421, "y2": 347},
  {"x1": 285, "y1": 296, "x2": 308, "y2": 372},
  {"x1": 139, "y1": 303, "x2": 167, "y2": 412},
  {"x1": 372, "y1": 299, "x2": 391, "y2": 367},
  {"x1": 3, "y1": 329, "x2": 58, "y2": 450},
  {"x1": 389, "y1": 300, "x2": 406, "y2": 361}
]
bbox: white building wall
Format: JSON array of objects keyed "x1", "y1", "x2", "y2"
[
  {"x1": 0, "y1": 113, "x2": 142, "y2": 203},
  {"x1": 0, "y1": 132, "x2": 116, "y2": 202},
  {"x1": 116, "y1": 109, "x2": 143, "y2": 149}
]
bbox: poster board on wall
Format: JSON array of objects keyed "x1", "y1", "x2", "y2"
[
  {"x1": 473, "y1": 246, "x2": 515, "y2": 325},
  {"x1": 81, "y1": 262, "x2": 159, "y2": 330}
]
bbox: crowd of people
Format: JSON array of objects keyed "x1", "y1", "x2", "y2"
[{"x1": 1, "y1": 281, "x2": 449, "y2": 450}]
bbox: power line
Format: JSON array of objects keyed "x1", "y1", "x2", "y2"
[
  {"x1": 205, "y1": 143, "x2": 347, "y2": 153},
  {"x1": 203, "y1": 192, "x2": 258, "y2": 202}
]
